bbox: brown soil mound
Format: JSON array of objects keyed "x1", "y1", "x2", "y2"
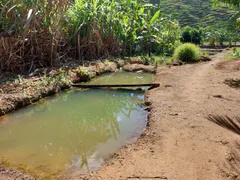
[
  {"x1": 224, "y1": 78, "x2": 240, "y2": 89},
  {"x1": 215, "y1": 59, "x2": 240, "y2": 71}
]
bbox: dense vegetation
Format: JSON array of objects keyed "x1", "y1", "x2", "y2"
[
  {"x1": 0, "y1": 0, "x2": 181, "y2": 73},
  {"x1": 213, "y1": 0, "x2": 240, "y2": 7},
  {"x1": 149, "y1": 0, "x2": 240, "y2": 46},
  {"x1": 1, "y1": 0, "x2": 239, "y2": 74},
  {"x1": 157, "y1": 0, "x2": 235, "y2": 28},
  {"x1": 181, "y1": 26, "x2": 203, "y2": 44}
]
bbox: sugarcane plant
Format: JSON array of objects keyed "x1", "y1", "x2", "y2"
[{"x1": 0, "y1": 0, "x2": 180, "y2": 73}]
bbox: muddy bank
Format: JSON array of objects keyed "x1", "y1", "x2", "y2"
[
  {"x1": 0, "y1": 163, "x2": 34, "y2": 180},
  {"x1": 0, "y1": 58, "x2": 156, "y2": 180},
  {"x1": 215, "y1": 59, "x2": 240, "y2": 71},
  {"x1": 0, "y1": 60, "x2": 116, "y2": 117}
]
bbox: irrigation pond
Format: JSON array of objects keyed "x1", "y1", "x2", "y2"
[{"x1": 0, "y1": 72, "x2": 154, "y2": 179}]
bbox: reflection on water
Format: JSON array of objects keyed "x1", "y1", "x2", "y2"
[
  {"x1": 0, "y1": 72, "x2": 153, "y2": 179},
  {"x1": 88, "y1": 71, "x2": 154, "y2": 85}
]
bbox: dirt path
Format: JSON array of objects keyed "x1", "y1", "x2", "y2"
[{"x1": 85, "y1": 51, "x2": 240, "y2": 180}]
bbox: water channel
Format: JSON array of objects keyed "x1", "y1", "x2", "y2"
[{"x1": 0, "y1": 72, "x2": 153, "y2": 179}]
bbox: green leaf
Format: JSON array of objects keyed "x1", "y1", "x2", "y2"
[
  {"x1": 150, "y1": 10, "x2": 160, "y2": 25},
  {"x1": 138, "y1": 7, "x2": 144, "y2": 15},
  {"x1": 123, "y1": 15, "x2": 129, "y2": 26}
]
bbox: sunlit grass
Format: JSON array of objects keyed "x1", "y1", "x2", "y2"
[{"x1": 225, "y1": 48, "x2": 240, "y2": 61}]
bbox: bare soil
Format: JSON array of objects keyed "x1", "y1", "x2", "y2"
[
  {"x1": 79, "y1": 51, "x2": 240, "y2": 180},
  {"x1": 1, "y1": 51, "x2": 240, "y2": 180}
]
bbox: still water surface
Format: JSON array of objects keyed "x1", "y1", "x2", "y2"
[{"x1": 0, "y1": 72, "x2": 153, "y2": 178}]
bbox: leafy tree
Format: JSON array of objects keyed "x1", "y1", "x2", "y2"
[
  {"x1": 213, "y1": 0, "x2": 240, "y2": 45},
  {"x1": 213, "y1": 0, "x2": 240, "y2": 7},
  {"x1": 181, "y1": 26, "x2": 192, "y2": 42},
  {"x1": 204, "y1": 27, "x2": 225, "y2": 46},
  {"x1": 181, "y1": 26, "x2": 203, "y2": 44}
]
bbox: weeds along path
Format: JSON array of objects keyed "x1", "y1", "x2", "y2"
[{"x1": 83, "y1": 51, "x2": 240, "y2": 180}]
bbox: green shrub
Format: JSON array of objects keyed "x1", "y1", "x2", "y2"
[
  {"x1": 181, "y1": 26, "x2": 203, "y2": 45},
  {"x1": 174, "y1": 43, "x2": 201, "y2": 62}
]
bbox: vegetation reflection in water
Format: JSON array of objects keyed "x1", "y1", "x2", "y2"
[
  {"x1": 0, "y1": 72, "x2": 153, "y2": 179},
  {"x1": 87, "y1": 71, "x2": 154, "y2": 85}
]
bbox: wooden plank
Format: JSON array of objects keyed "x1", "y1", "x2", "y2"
[{"x1": 72, "y1": 83, "x2": 160, "y2": 89}]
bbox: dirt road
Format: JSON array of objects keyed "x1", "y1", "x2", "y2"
[{"x1": 87, "y1": 51, "x2": 240, "y2": 180}]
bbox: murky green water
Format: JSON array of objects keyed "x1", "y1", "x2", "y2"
[
  {"x1": 88, "y1": 71, "x2": 153, "y2": 85},
  {"x1": 0, "y1": 72, "x2": 153, "y2": 179}
]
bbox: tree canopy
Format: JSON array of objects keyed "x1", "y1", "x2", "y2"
[{"x1": 213, "y1": 0, "x2": 240, "y2": 7}]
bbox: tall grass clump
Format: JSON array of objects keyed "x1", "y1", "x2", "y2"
[
  {"x1": 173, "y1": 43, "x2": 201, "y2": 62},
  {"x1": 0, "y1": 0, "x2": 69, "y2": 72}
]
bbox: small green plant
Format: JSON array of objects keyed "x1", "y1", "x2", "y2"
[
  {"x1": 42, "y1": 73, "x2": 54, "y2": 86},
  {"x1": 29, "y1": 69, "x2": 72, "y2": 88},
  {"x1": 14, "y1": 75, "x2": 24, "y2": 84},
  {"x1": 140, "y1": 56, "x2": 156, "y2": 65},
  {"x1": 233, "y1": 49, "x2": 240, "y2": 58},
  {"x1": 55, "y1": 69, "x2": 71, "y2": 85},
  {"x1": 17, "y1": 75, "x2": 24, "y2": 83},
  {"x1": 76, "y1": 69, "x2": 89, "y2": 76},
  {"x1": 173, "y1": 43, "x2": 201, "y2": 62},
  {"x1": 153, "y1": 58, "x2": 160, "y2": 67},
  {"x1": 76, "y1": 68, "x2": 92, "y2": 81},
  {"x1": 233, "y1": 47, "x2": 237, "y2": 54},
  {"x1": 224, "y1": 48, "x2": 240, "y2": 60}
]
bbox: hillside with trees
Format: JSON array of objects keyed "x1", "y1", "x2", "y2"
[{"x1": 154, "y1": 0, "x2": 235, "y2": 28}]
